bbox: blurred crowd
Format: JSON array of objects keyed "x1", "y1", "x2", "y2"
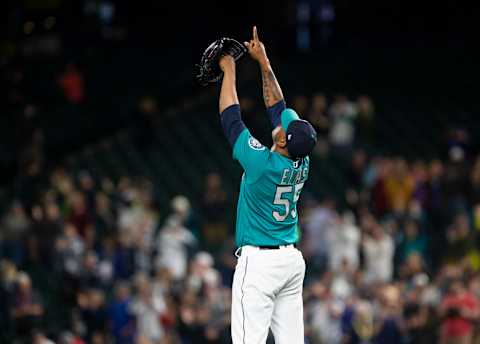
[
  {"x1": 300, "y1": 150, "x2": 480, "y2": 344},
  {"x1": 1, "y1": 90, "x2": 480, "y2": 344},
  {"x1": 1, "y1": 168, "x2": 236, "y2": 344}
]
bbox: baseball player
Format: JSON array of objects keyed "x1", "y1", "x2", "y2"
[{"x1": 217, "y1": 27, "x2": 317, "y2": 344}]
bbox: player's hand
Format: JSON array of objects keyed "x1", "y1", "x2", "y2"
[
  {"x1": 244, "y1": 26, "x2": 268, "y2": 64},
  {"x1": 219, "y1": 54, "x2": 235, "y2": 72}
]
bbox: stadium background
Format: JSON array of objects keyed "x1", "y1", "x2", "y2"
[{"x1": 1, "y1": 0, "x2": 480, "y2": 343}]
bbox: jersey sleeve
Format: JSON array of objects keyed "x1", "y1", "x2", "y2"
[
  {"x1": 233, "y1": 129, "x2": 270, "y2": 183},
  {"x1": 220, "y1": 104, "x2": 246, "y2": 146},
  {"x1": 266, "y1": 100, "x2": 286, "y2": 128}
]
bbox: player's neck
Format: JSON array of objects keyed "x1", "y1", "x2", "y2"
[{"x1": 271, "y1": 145, "x2": 290, "y2": 158}]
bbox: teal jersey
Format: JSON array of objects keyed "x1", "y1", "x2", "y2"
[{"x1": 233, "y1": 128, "x2": 310, "y2": 247}]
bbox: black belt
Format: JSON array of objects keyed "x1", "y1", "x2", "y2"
[
  {"x1": 258, "y1": 244, "x2": 297, "y2": 249},
  {"x1": 236, "y1": 243, "x2": 297, "y2": 256}
]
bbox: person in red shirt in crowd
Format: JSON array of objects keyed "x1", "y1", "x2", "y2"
[
  {"x1": 57, "y1": 62, "x2": 85, "y2": 104},
  {"x1": 439, "y1": 279, "x2": 479, "y2": 344},
  {"x1": 67, "y1": 191, "x2": 93, "y2": 238}
]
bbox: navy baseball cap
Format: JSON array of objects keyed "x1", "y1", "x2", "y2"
[{"x1": 281, "y1": 108, "x2": 317, "y2": 159}]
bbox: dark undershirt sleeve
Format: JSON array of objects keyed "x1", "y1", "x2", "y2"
[
  {"x1": 220, "y1": 104, "x2": 246, "y2": 147},
  {"x1": 266, "y1": 100, "x2": 286, "y2": 128}
]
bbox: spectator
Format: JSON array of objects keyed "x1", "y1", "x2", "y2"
[
  {"x1": 58, "y1": 331, "x2": 86, "y2": 344},
  {"x1": 468, "y1": 157, "x2": 480, "y2": 205},
  {"x1": 113, "y1": 231, "x2": 136, "y2": 280},
  {"x1": 439, "y1": 279, "x2": 479, "y2": 344},
  {"x1": 361, "y1": 215, "x2": 394, "y2": 284},
  {"x1": 444, "y1": 214, "x2": 474, "y2": 266},
  {"x1": 347, "y1": 149, "x2": 368, "y2": 192},
  {"x1": 328, "y1": 94, "x2": 357, "y2": 156},
  {"x1": 76, "y1": 288, "x2": 108, "y2": 342},
  {"x1": 427, "y1": 159, "x2": 445, "y2": 216},
  {"x1": 0, "y1": 203, "x2": 30, "y2": 266},
  {"x1": 11, "y1": 272, "x2": 44, "y2": 341},
  {"x1": 78, "y1": 251, "x2": 103, "y2": 289},
  {"x1": 345, "y1": 149, "x2": 368, "y2": 208},
  {"x1": 55, "y1": 223, "x2": 86, "y2": 306},
  {"x1": 67, "y1": 191, "x2": 93, "y2": 238},
  {"x1": 0, "y1": 260, "x2": 18, "y2": 339},
  {"x1": 384, "y1": 158, "x2": 415, "y2": 215},
  {"x1": 445, "y1": 127, "x2": 471, "y2": 163},
  {"x1": 307, "y1": 92, "x2": 329, "y2": 136},
  {"x1": 55, "y1": 223, "x2": 86, "y2": 278},
  {"x1": 396, "y1": 219, "x2": 428, "y2": 266},
  {"x1": 302, "y1": 197, "x2": 337, "y2": 276},
  {"x1": 57, "y1": 63, "x2": 85, "y2": 104},
  {"x1": 375, "y1": 285, "x2": 406, "y2": 344},
  {"x1": 411, "y1": 160, "x2": 431, "y2": 210},
  {"x1": 292, "y1": 95, "x2": 309, "y2": 117},
  {"x1": 443, "y1": 144, "x2": 470, "y2": 216},
  {"x1": 354, "y1": 95, "x2": 375, "y2": 148},
  {"x1": 155, "y1": 215, "x2": 197, "y2": 281},
  {"x1": 342, "y1": 299, "x2": 375, "y2": 344},
  {"x1": 328, "y1": 211, "x2": 360, "y2": 272},
  {"x1": 216, "y1": 238, "x2": 236, "y2": 287},
  {"x1": 186, "y1": 251, "x2": 219, "y2": 294},
  {"x1": 94, "y1": 191, "x2": 116, "y2": 239},
  {"x1": 305, "y1": 281, "x2": 343, "y2": 344},
  {"x1": 399, "y1": 252, "x2": 427, "y2": 282},
  {"x1": 32, "y1": 331, "x2": 56, "y2": 344},
  {"x1": 406, "y1": 273, "x2": 439, "y2": 343},
  {"x1": 170, "y1": 194, "x2": 197, "y2": 234},
  {"x1": 330, "y1": 259, "x2": 357, "y2": 301},
  {"x1": 107, "y1": 282, "x2": 135, "y2": 344},
  {"x1": 35, "y1": 201, "x2": 63, "y2": 267},
  {"x1": 130, "y1": 273, "x2": 166, "y2": 343},
  {"x1": 201, "y1": 173, "x2": 229, "y2": 250},
  {"x1": 96, "y1": 237, "x2": 115, "y2": 288}
]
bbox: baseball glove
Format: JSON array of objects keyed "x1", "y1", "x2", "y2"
[{"x1": 196, "y1": 38, "x2": 247, "y2": 86}]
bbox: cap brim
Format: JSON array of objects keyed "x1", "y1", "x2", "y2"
[{"x1": 281, "y1": 108, "x2": 300, "y2": 131}]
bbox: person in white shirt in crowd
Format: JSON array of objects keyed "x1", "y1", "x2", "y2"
[
  {"x1": 302, "y1": 197, "x2": 337, "y2": 274},
  {"x1": 117, "y1": 181, "x2": 158, "y2": 273},
  {"x1": 130, "y1": 272, "x2": 166, "y2": 344},
  {"x1": 170, "y1": 194, "x2": 192, "y2": 224},
  {"x1": 361, "y1": 214, "x2": 394, "y2": 284},
  {"x1": 55, "y1": 223, "x2": 85, "y2": 276},
  {"x1": 155, "y1": 214, "x2": 197, "y2": 281},
  {"x1": 327, "y1": 210, "x2": 360, "y2": 272},
  {"x1": 328, "y1": 94, "x2": 357, "y2": 154},
  {"x1": 186, "y1": 251, "x2": 220, "y2": 293}
]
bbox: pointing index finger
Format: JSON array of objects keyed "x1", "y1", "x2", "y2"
[{"x1": 253, "y1": 26, "x2": 259, "y2": 42}]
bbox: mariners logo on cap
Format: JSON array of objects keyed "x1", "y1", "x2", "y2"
[{"x1": 248, "y1": 137, "x2": 265, "y2": 150}]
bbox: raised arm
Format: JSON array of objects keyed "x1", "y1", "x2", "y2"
[
  {"x1": 244, "y1": 26, "x2": 285, "y2": 127},
  {"x1": 218, "y1": 53, "x2": 270, "y2": 182},
  {"x1": 219, "y1": 55, "x2": 239, "y2": 113},
  {"x1": 219, "y1": 55, "x2": 246, "y2": 147},
  {"x1": 259, "y1": 58, "x2": 284, "y2": 108}
]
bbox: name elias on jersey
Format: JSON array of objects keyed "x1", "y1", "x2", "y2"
[{"x1": 280, "y1": 167, "x2": 308, "y2": 185}]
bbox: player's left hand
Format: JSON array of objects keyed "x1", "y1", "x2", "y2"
[{"x1": 244, "y1": 26, "x2": 268, "y2": 64}]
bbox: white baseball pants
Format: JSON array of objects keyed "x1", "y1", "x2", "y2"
[{"x1": 231, "y1": 245, "x2": 306, "y2": 344}]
